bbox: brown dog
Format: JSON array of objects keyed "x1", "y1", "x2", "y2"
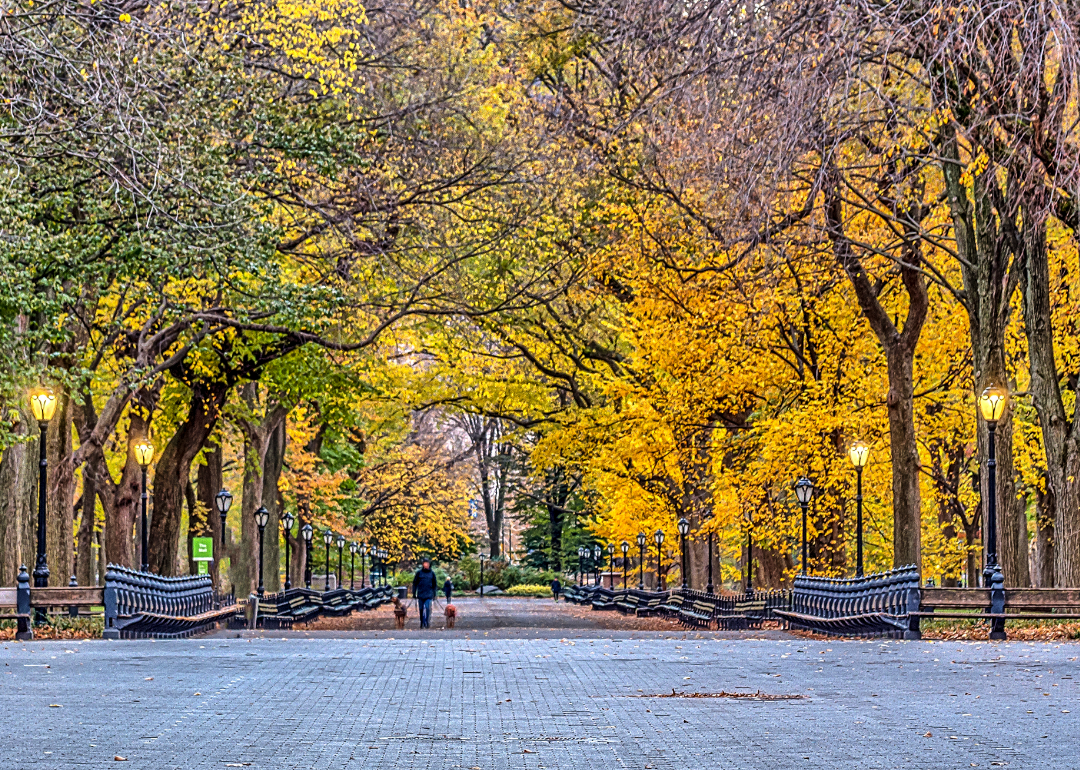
[
  {"x1": 392, "y1": 596, "x2": 408, "y2": 630},
  {"x1": 444, "y1": 603, "x2": 457, "y2": 629}
]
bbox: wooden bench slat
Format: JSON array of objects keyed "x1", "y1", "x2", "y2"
[{"x1": 30, "y1": 587, "x2": 105, "y2": 605}]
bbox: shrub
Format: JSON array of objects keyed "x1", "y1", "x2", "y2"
[{"x1": 506, "y1": 584, "x2": 553, "y2": 597}]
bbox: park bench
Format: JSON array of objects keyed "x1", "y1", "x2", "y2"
[
  {"x1": 907, "y1": 586, "x2": 1080, "y2": 639},
  {"x1": 591, "y1": 588, "x2": 620, "y2": 611},
  {"x1": 716, "y1": 596, "x2": 768, "y2": 630},
  {"x1": 678, "y1": 597, "x2": 717, "y2": 629},
  {"x1": 103, "y1": 565, "x2": 241, "y2": 639},
  {"x1": 659, "y1": 591, "x2": 684, "y2": 617},
  {"x1": 635, "y1": 593, "x2": 666, "y2": 617},
  {"x1": 615, "y1": 592, "x2": 640, "y2": 614},
  {"x1": 773, "y1": 566, "x2": 922, "y2": 639}
]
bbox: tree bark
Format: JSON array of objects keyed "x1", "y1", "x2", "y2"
[
  {"x1": 825, "y1": 180, "x2": 928, "y2": 570},
  {"x1": 74, "y1": 475, "x2": 96, "y2": 585},
  {"x1": 196, "y1": 445, "x2": 225, "y2": 586},
  {"x1": 148, "y1": 382, "x2": 229, "y2": 575},
  {"x1": 1020, "y1": 194, "x2": 1080, "y2": 586},
  {"x1": 0, "y1": 408, "x2": 38, "y2": 584},
  {"x1": 46, "y1": 391, "x2": 75, "y2": 585}
]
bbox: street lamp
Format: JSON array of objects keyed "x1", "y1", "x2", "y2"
[
  {"x1": 620, "y1": 541, "x2": 629, "y2": 589},
  {"x1": 215, "y1": 488, "x2": 233, "y2": 585},
  {"x1": 795, "y1": 477, "x2": 815, "y2": 575},
  {"x1": 593, "y1": 544, "x2": 602, "y2": 585},
  {"x1": 360, "y1": 543, "x2": 368, "y2": 588},
  {"x1": 848, "y1": 440, "x2": 870, "y2": 577},
  {"x1": 677, "y1": 518, "x2": 690, "y2": 590},
  {"x1": 323, "y1": 529, "x2": 333, "y2": 591},
  {"x1": 349, "y1": 541, "x2": 358, "y2": 589},
  {"x1": 636, "y1": 532, "x2": 646, "y2": 589},
  {"x1": 576, "y1": 546, "x2": 584, "y2": 586},
  {"x1": 281, "y1": 511, "x2": 295, "y2": 590},
  {"x1": 479, "y1": 553, "x2": 486, "y2": 597},
  {"x1": 336, "y1": 534, "x2": 345, "y2": 589},
  {"x1": 29, "y1": 388, "x2": 57, "y2": 614},
  {"x1": 978, "y1": 384, "x2": 1008, "y2": 640},
  {"x1": 654, "y1": 529, "x2": 665, "y2": 589},
  {"x1": 254, "y1": 506, "x2": 269, "y2": 596},
  {"x1": 301, "y1": 524, "x2": 313, "y2": 588},
  {"x1": 133, "y1": 439, "x2": 154, "y2": 573},
  {"x1": 606, "y1": 544, "x2": 614, "y2": 588}
]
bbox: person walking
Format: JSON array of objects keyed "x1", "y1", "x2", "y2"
[
  {"x1": 443, "y1": 576, "x2": 453, "y2": 603},
  {"x1": 412, "y1": 559, "x2": 438, "y2": 629},
  {"x1": 551, "y1": 577, "x2": 562, "y2": 601}
]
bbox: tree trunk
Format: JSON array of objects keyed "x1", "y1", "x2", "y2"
[
  {"x1": 196, "y1": 445, "x2": 225, "y2": 586},
  {"x1": 1020, "y1": 198, "x2": 1079, "y2": 586},
  {"x1": 825, "y1": 180, "x2": 928, "y2": 570},
  {"x1": 1031, "y1": 486, "x2": 1055, "y2": 588},
  {"x1": 46, "y1": 391, "x2": 75, "y2": 585},
  {"x1": 0, "y1": 409, "x2": 38, "y2": 584},
  {"x1": 75, "y1": 475, "x2": 96, "y2": 585},
  {"x1": 231, "y1": 385, "x2": 289, "y2": 596},
  {"x1": 148, "y1": 383, "x2": 228, "y2": 575}
]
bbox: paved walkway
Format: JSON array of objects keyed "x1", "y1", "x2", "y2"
[{"x1": 2, "y1": 598, "x2": 1078, "y2": 769}]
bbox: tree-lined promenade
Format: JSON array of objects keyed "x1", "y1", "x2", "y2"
[{"x1": 2, "y1": 1, "x2": 1080, "y2": 602}]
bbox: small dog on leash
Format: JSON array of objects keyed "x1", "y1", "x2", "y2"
[
  {"x1": 444, "y1": 603, "x2": 457, "y2": 629},
  {"x1": 392, "y1": 596, "x2": 408, "y2": 630}
]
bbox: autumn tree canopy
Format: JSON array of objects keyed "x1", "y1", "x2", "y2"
[{"x1": 1, "y1": 0, "x2": 1078, "y2": 593}]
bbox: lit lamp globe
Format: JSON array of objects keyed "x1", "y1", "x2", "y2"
[
  {"x1": 978, "y1": 384, "x2": 1008, "y2": 424},
  {"x1": 29, "y1": 388, "x2": 58, "y2": 423},
  {"x1": 848, "y1": 440, "x2": 870, "y2": 469},
  {"x1": 133, "y1": 440, "x2": 154, "y2": 468}
]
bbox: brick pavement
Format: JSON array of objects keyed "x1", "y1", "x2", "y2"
[{"x1": 2, "y1": 598, "x2": 1077, "y2": 769}]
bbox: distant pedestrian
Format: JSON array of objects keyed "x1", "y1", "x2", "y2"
[
  {"x1": 412, "y1": 559, "x2": 438, "y2": 629},
  {"x1": 443, "y1": 577, "x2": 453, "y2": 603},
  {"x1": 551, "y1": 578, "x2": 562, "y2": 601}
]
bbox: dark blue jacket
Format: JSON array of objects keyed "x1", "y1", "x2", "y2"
[{"x1": 412, "y1": 568, "x2": 438, "y2": 600}]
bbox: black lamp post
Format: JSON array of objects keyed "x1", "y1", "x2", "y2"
[
  {"x1": 254, "y1": 506, "x2": 269, "y2": 596},
  {"x1": 848, "y1": 440, "x2": 870, "y2": 577},
  {"x1": 636, "y1": 532, "x2": 646, "y2": 589},
  {"x1": 654, "y1": 529, "x2": 665, "y2": 589},
  {"x1": 360, "y1": 543, "x2": 368, "y2": 588},
  {"x1": 301, "y1": 523, "x2": 313, "y2": 588},
  {"x1": 323, "y1": 530, "x2": 333, "y2": 591},
  {"x1": 576, "y1": 546, "x2": 584, "y2": 586},
  {"x1": 29, "y1": 389, "x2": 56, "y2": 619},
  {"x1": 336, "y1": 534, "x2": 345, "y2": 589},
  {"x1": 215, "y1": 488, "x2": 233, "y2": 587},
  {"x1": 479, "y1": 553, "x2": 486, "y2": 597},
  {"x1": 677, "y1": 518, "x2": 690, "y2": 590},
  {"x1": 979, "y1": 384, "x2": 1008, "y2": 640},
  {"x1": 620, "y1": 541, "x2": 629, "y2": 589},
  {"x1": 795, "y1": 477, "x2": 815, "y2": 575},
  {"x1": 133, "y1": 439, "x2": 154, "y2": 573},
  {"x1": 281, "y1": 511, "x2": 295, "y2": 590},
  {"x1": 606, "y1": 544, "x2": 615, "y2": 588},
  {"x1": 349, "y1": 542, "x2": 358, "y2": 589},
  {"x1": 592, "y1": 544, "x2": 602, "y2": 585}
]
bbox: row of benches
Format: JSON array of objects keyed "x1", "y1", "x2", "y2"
[
  {"x1": 253, "y1": 585, "x2": 394, "y2": 629},
  {"x1": 561, "y1": 583, "x2": 789, "y2": 630}
]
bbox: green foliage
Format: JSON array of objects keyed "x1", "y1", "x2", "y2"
[{"x1": 506, "y1": 583, "x2": 554, "y2": 597}]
